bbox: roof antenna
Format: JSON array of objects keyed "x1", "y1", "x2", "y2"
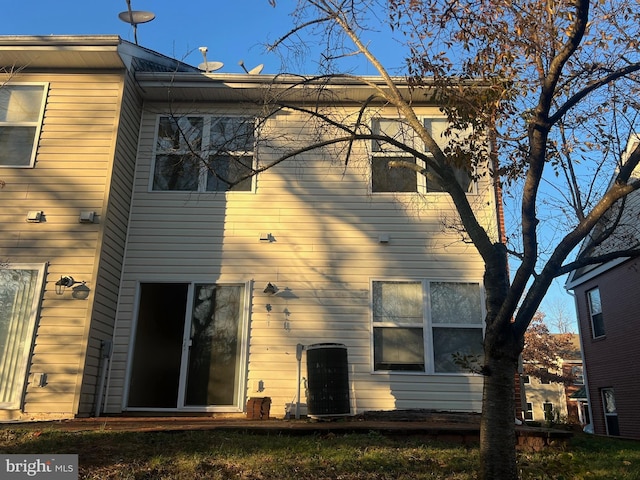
[
  {"x1": 118, "y1": 0, "x2": 155, "y2": 45},
  {"x1": 238, "y1": 59, "x2": 264, "y2": 75},
  {"x1": 198, "y1": 46, "x2": 223, "y2": 73}
]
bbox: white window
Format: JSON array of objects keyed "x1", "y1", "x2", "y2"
[
  {"x1": 371, "y1": 117, "x2": 473, "y2": 194},
  {"x1": 152, "y1": 115, "x2": 255, "y2": 192},
  {"x1": 524, "y1": 402, "x2": 533, "y2": 420},
  {"x1": 0, "y1": 84, "x2": 47, "y2": 167},
  {"x1": 587, "y1": 287, "x2": 605, "y2": 338},
  {"x1": 372, "y1": 280, "x2": 484, "y2": 373},
  {"x1": 0, "y1": 264, "x2": 46, "y2": 409},
  {"x1": 571, "y1": 366, "x2": 584, "y2": 385},
  {"x1": 601, "y1": 388, "x2": 620, "y2": 436}
]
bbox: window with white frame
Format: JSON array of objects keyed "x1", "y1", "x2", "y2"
[
  {"x1": 372, "y1": 280, "x2": 484, "y2": 373},
  {"x1": 571, "y1": 366, "x2": 584, "y2": 385},
  {"x1": 152, "y1": 115, "x2": 255, "y2": 192},
  {"x1": 587, "y1": 287, "x2": 605, "y2": 338},
  {"x1": 524, "y1": 402, "x2": 533, "y2": 420},
  {"x1": 370, "y1": 117, "x2": 473, "y2": 194},
  {"x1": 0, "y1": 84, "x2": 47, "y2": 167},
  {"x1": 601, "y1": 388, "x2": 620, "y2": 436}
]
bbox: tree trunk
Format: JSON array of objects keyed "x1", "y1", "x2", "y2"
[
  {"x1": 479, "y1": 244, "x2": 520, "y2": 479},
  {"x1": 480, "y1": 348, "x2": 519, "y2": 480}
]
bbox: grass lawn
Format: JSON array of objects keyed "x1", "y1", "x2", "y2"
[{"x1": 1, "y1": 427, "x2": 639, "y2": 479}]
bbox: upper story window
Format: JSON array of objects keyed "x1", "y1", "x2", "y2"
[
  {"x1": 371, "y1": 117, "x2": 473, "y2": 194},
  {"x1": 152, "y1": 115, "x2": 255, "y2": 192},
  {"x1": 372, "y1": 280, "x2": 484, "y2": 374},
  {"x1": 587, "y1": 287, "x2": 605, "y2": 338},
  {"x1": 571, "y1": 366, "x2": 584, "y2": 385},
  {"x1": 0, "y1": 84, "x2": 48, "y2": 168}
]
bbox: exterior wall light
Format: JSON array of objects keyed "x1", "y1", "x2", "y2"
[
  {"x1": 263, "y1": 283, "x2": 278, "y2": 295},
  {"x1": 55, "y1": 275, "x2": 86, "y2": 295}
]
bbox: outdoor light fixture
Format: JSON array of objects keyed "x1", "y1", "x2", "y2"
[
  {"x1": 264, "y1": 283, "x2": 278, "y2": 295},
  {"x1": 55, "y1": 275, "x2": 86, "y2": 295},
  {"x1": 72, "y1": 282, "x2": 91, "y2": 300},
  {"x1": 26, "y1": 211, "x2": 43, "y2": 223}
]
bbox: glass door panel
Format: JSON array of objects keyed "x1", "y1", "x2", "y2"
[
  {"x1": 128, "y1": 283, "x2": 188, "y2": 408},
  {"x1": 185, "y1": 285, "x2": 244, "y2": 406},
  {"x1": 0, "y1": 266, "x2": 44, "y2": 409}
]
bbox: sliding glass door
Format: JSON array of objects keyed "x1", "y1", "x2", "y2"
[
  {"x1": 0, "y1": 264, "x2": 45, "y2": 409},
  {"x1": 127, "y1": 282, "x2": 247, "y2": 411}
]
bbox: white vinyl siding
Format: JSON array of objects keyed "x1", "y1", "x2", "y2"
[
  {"x1": 109, "y1": 104, "x2": 497, "y2": 416},
  {"x1": 0, "y1": 71, "x2": 132, "y2": 419}
]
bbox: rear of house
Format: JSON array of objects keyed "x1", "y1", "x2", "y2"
[
  {"x1": 1, "y1": 36, "x2": 500, "y2": 421},
  {"x1": 102, "y1": 73, "x2": 500, "y2": 418}
]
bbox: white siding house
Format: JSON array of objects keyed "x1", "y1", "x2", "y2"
[
  {"x1": 0, "y1": 36, "x2": 499, "y2": 420},
  {"x1": 103, "y1": 74, "x2": 500, "y2": 417}
]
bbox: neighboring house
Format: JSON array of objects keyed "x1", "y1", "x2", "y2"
[
  {"x1": 0, "y1": 36, "x2": 196, "y2": 421},
  {"x1": 521, "y1": 334, "x2": 586, "y2": 426},
  {"x1": 1, "y1": 35, "x2": 501, "y2": 421},
  {"x1": 565, "y1": 134, "x2": 640, "y2": 438}
]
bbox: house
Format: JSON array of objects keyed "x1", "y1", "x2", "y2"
[
  {"x1": 0, "y1": 35, "x2": 501, "y2": 421},
  {"x1": 521, "y1": 334, "x2": 587, "y2": 426},
  {"x1": 565, "y1": 134, "x2": 640, "y2": 438},
  {"x1": 0, "y1": 35, "x2": 196, "y2": 420}
]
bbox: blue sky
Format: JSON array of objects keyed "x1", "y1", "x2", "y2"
[
  {"x1": 5, "y1": 1, "x2": 403, "y2": 75},
  {"x1": 6, "y1": 1, "x2": 287, "y2": 73},
  {"x1": 4, "y1": 0, "x2": 577, "y2": 329}
]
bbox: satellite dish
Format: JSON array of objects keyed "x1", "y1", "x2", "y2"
[
  {"x1": 239, "y1": 59, "x2": 265, "y2": 75},
  {"x1": 198, "y1": 61, "x2": 224, "y2": 73},
  {"x1": 197, "y1": 46, "x2": 223, "y2": 72},
  {"x1": 118, "y1": 10, "x2": 156, "y2": 24},
  {"x1": 118, "y1": 0, "x2": 155, "y2": 45}
]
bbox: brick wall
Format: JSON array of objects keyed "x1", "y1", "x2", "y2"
[{"x1": 574, "y1": 257, "x2": 640, "y2": 438}]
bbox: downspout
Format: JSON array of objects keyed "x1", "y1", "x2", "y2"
[
  {"x1": 566, "y1": 288, "x2": 593, "y2": 430},
  {"x1": 94, "y1": 339, "x2": 113, "y2": 417},
  {"x1": 295, "y1": 343, "x2": 305, "y2": 419},
  {"x1": 488, "y1": 112, "x2": 525, "y2": 421}
]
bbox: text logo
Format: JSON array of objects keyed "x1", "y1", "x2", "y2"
[{"x1": 0, "y1": 455, "x2": 78, "y2": 479}]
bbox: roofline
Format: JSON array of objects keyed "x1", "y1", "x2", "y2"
[
  {"x1": 0, "y1": 35, "x2": 124, "y2": 47},
  {"x1": 134, "y1": 71, "x2": 493, "y2": 86},
  {"x1": 0, "y1": 35, "x2": 197, "y2": 72},
  {"x1": 133, "y1": 71, "x2": 499, "y2": 104},
  {"x1": 564, "y1": 257, "x2": 628, "y2": 290}
]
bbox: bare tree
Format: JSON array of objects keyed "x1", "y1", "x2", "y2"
[
  {"x1": 545, "y1": 297, "x2": 576, "y2": 334},
  {"x1": 254, "y1": 2, "x2": 640, "y2": 478}
]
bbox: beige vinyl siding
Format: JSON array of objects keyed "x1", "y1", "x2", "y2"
[
  {"x1": 76, "y1": 68, "x2": 141, "y2": 415},
  {"x1": 108, "y1": 104, "x2": 495, "y2": 416},
  {"x1": 0, "y1": 71, "x2": 127, "y2": 420}
]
